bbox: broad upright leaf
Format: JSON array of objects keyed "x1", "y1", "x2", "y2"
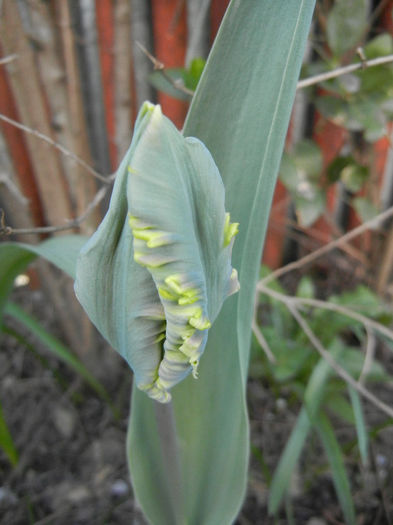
[{"x1": 129, "y1": 1, "x2": 316, "y2": 524}]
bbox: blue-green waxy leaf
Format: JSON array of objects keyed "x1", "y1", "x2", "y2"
[
  {"x1": 129, "y1": 2, "x2": 316, "y2": 524},
  {"x1": 75, "y1": 103, "x2": 239, "y2": 403},
  {"x1": 0, "y1": 235, "x2": 87, "y2": 323}
]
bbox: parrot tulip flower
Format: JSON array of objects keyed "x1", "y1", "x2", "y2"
[{"x1": 75, "y1": 102, "x2": 239, "y2": 402}]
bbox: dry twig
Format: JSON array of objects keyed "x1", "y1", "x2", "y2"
[
  {"x1": 0, "y1": 113, "x2": 110, "y2": 184},
  {"x1": 297, "y1": 54, "x2": 393, "y2": 89},
  {"x1": 0, "y1": 54, "x2": 17, "y2": 65},
  {"x1": 288, "y1": 304, "x2": 393, "y2": 419},
  {"x1": 359, "y1": 326, "x2": 377, "y2": 385},
  {"x1": 259, "y1": 204, "x2": 393, "y2": 286},
  {"x1": 257, "y1": 284, "x2": 393, "y2": 343},
  {"x1": 136, "y1": 41, "x2": 195, "y2": 97},
  {"x1": 0, "y1": 185, "x2": 109, "y2": 236},
  {"x1": 136, "y1": 45, "x2": 393, "y2": 97},
  {"x1": 251, "y1": 318, "x2": 276, "y2": 364},
  {"x1": 256, "y1": 284, "x2": 393, "y2": 419}
]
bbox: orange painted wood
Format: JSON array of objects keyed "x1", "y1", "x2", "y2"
[
  {"x1": 0, "y1": 1, "x2": 73, "y2": 226},
  {"x1": 0, "y1": 52, "x2": 44, "y2": 228},
  {"x1": 210, "y1": 0, "x2": 230, "y2": 42},
  {"x1": 263, "y1": 181, "x2": 288, "y2": 268},
  {"x1": 151, "y1": 0, "x2": 188, "y2": 128},
  {"x1": 314, "y1": 112, "x2": 347, "y2": 167},
  {"x1": 312, "y1": 112, "x2": 347, "y2": 238},
  {"x1": 95, "y1": 0, "x2": 117, "y2": 169},
  {"x1": 378, "y1": 1, "x2": 393, "y2": 197},
  {"x1": 263, "y1": 117, "x2": 295, "y2": 268},
  {"x1": 382, "y1": 1, "x2": 393, "y2": 32}
]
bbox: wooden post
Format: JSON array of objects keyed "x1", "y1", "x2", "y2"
[
  {"x1": 151, "y1": 0, "x2": 188, "y2": 128},
  {"x1": 0, "y1": 1, "x2": 73, "y2": 227}
]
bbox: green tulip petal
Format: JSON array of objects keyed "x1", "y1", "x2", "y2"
[
  {"x1": 127, "y1": 105, "x2": 239, "y2": 396},
  {"x1": 75, "y1": 104, "x2": 167, "y2": 399}
]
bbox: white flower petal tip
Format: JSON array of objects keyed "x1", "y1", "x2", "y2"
[{"x1": 74, "y1": 102, "x2": 239, "y2": 403}]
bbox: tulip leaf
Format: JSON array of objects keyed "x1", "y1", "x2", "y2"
[
  {"x1": 0, "y1": 235, "x2": 87, "y2": 323},
  {"x1": 128, "y1": 1, "x2": 316, "y2": 524}
]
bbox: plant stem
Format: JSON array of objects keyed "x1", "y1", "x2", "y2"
[{"x1": 154, "y1": 401, "x2": 185, "y2": 525}]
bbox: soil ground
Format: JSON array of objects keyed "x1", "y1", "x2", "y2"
[{"x1": 1, "y1": 282, "x2": 392, "y2": 525}]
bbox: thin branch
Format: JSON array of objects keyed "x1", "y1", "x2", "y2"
[
  {"x1": 0, "y1": 173, "x2": 29, "y2": 205},
  {"x1": 359, "y1": 326, "x2": 376, "y2": 385},
  {"x1": 252, "y1": 318, "x2": 276, "y2": 364},
  {"x1": 284, "y1": 215, "x2": 368, "y2": 266},
  {"x1": 0, "y1": 185, "x2": 109, "y2": 236},
  {"x1": 297, "y1": 54, "x2": 393, "y2": 90},
  {"x1": 137, "y1": 42, "x2": 393, "y2": 96},
  {"x1": 257, "y1": 284, "x2": 393, "y2": 344},
  {"x1": 135, "y1": 41, "x2": 194, "y2": 97},
  {"x1": 257, "y1": 284, "x2": 393, "y2": 419},
  {"x1": 288, "y1": 303, "x2": 393, "y2": 420},
  {"x1": 0, "y1": 54, "x2": 17, "y2": 65},
  {"x1": 259, "y1": 204, "x2": 393, "y2": 286},
  {"x1": 0, "y1": 113, "x2": 110, "y2": 184}
]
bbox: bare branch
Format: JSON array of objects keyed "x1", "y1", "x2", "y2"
[
  {"x1": 257, "y1": 284, "x2": 393, "y2": 419},
  {"x1": 0, "y1": 173, "x2": 29, "y2": 205},
  {"x1": 0, "y1": 54, "x2": 17, "y2": 65},
  {"x1": 135, "y1": 41, "x2": 194, "y2": 97},
  {"x1": 359, "y1": 326, "x2": 376, "y2": 385},
  {"x1": 297, "y1": 54, "x2": 393, "y2": 90},
  {"x1": 138, "y1": 41, "x2": 393, "y2": 97},
  {"x1": 0, "y1": 185, "x2": 109, "y2": 236},
  {"x1": 257, "y1": 284, "x2": 393, "y2": 343},
  {"x1": 252, "y1": 318, "x2": 276, "y2": 364},
  {"x1": 259, "y1": 204, "x2": 393, "y2": 286},
  {"x1": 0, "y1": 113, "x2": 110, "y2": 184},
  {"x1": 288, "y1": 304, "x2": 393, "y2": 419}
]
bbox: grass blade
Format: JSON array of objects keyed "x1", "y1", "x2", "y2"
[
  {"x1": 268, "y1": 407, "x2": 311, "y2": 515},
  {"x1": 348, "y1": 385, "x2": 369, "y2": 466},
  {"x1": 269, "y1": 344, "x2": 342, "y2": 514},
  {"x1": 315, "y1": 412, "x2": 356, "y2": 525},
  {"x1": 4, "y1": 302, "x2": 112, "y2": 408},
  {"x1": 0, "y1": 398, "x2": 18, "y2": 466}
]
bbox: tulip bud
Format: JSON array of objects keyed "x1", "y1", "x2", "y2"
[{"x1": 75, "y1": 103, "x2": 239, "y2": 402}]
